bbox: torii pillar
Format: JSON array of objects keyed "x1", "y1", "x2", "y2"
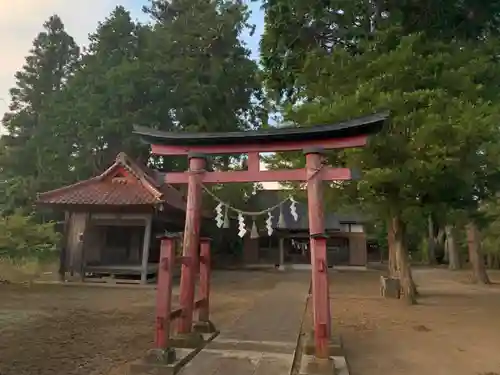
[
  {"x1": 177, "y1": 154, "x2": 206, "y2": 338},
  {"x1": 134, "y1": 112, "x2": 387, "y2": 359},
  {"x1": 305, "y1": 148, "x2": 332, "y2": 356}
]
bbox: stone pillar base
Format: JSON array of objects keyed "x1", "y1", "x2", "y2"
[
  {"x1": 169, "y1": 331, "x2": 205, "y2": 349},
  {"x1": 129, "y1": 348, "x2": 177, "y2": 375},
  {"x1": 144, "y1": 348, "x2": 177, "y2": 364},
  {"x1": 193, "y1": 320, "x2": 217, "y2": 334},
  {"x1": 299, "y1": 355, "x2": 336, "y2": 375},
  {"x1": 303, "y1": 330, "x2": 343, "y2": 357}
]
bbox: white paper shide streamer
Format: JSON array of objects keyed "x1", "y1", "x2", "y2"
[
  {"x1": 238, "y1": 213, "x2": 247, "y2": 238},
  {"x1": 215, "y1": 202, "x2": 224, "y2": 228},
  {"x1": 223, "y1": 206, "x2": 230, "y2": 229},
  {"x1": 266, "y1": 212, "x2": 274, "y2": 236},
  {"x1": 289, "y1": 196, "x2": 299, "y2": 222}
]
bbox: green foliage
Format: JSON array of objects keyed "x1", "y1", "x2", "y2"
[
  {"x1": 46, "y1": 7, "x2": 152, "y2": 178},
  {"x1": 142, "y1": 0, "x2": 265, "y2": 132},
  {"x1": 0, "y1": 212, "x2": 60, "y2": 262},
  {"x1": 386, "y1": 0, "x2": 500, "y2": 39},
  {"x1": 261, "y1": 0, "x2": 500, "y2": 99},
  {"x1": 261, "y1": 0, "x2": 500, "y2": 268},
  {"x1": 266, "y1": 30, "x2": 500, "y2": 225}
]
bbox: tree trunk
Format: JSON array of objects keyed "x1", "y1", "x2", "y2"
[
  {"x1": 443, "y1": 237, "x2": 449, "y2": 263},
  {"x1": 436, "y1": 228, "x2": 445, "y2": 263},
  {"x1": 494, "y1": 254, "x2": 500, "y2": 270},
  {"x1": 408, "y1": 267, "x2": 419, "y2": 296},
  {"x1": 445, "y1": 225, "x2": 461, "y2": 270},
  {"x1": 420, "y1": 236, "x2": 429, "y2": 263},
  {"x1": 427, "y1": 215, "x2": 437, "y2": 265},
  {"x1": 387, "y1": 219, "x2": 398, "y2": 277},
  {"x1": 390, "y1": 215, "x2": 417, "y2": 304},
  {"x1": 465, "y1": 221, "x2": 491, "y2": 284},
  {"x1": 486, "y1": 254, "x2": 493, "y2": 269},
  {"x1": 485, "y1": 253, "x2": 500, "y2": 269}
]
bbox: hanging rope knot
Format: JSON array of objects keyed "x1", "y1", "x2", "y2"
[{"x1": 307, "y1": 165, "x2": 324, "y2": 180}]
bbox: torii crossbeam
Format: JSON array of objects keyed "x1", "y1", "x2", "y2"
[{"x1": 134, "y1": 112, "x2": 387, "y2": 359}]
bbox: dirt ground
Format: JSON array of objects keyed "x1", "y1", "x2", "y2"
[
  {"x1": 0, "y1": 271, "x2": 283, "y2": 375},
  {"x1": 1, "y1": 268, "x2": 500, "y2": 375},
  {"x1": 331, "y1": 268, "x2": 500, "y2": 375}
]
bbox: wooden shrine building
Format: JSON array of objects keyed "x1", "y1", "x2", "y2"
[
  {"x1": 243, "y1": 190, "x2": 367, "y2": 268},
  {"x1": 37, "y1": 152, "x2": 198, "y2": 284}
]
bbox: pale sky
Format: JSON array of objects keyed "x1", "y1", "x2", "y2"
[{"x1": 0, "y1": 1, "x2": 135, "y2": 121}]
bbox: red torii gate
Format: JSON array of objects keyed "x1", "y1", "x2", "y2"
[{"x1": 135, "y1": 112, "x2": 387, "y2": 359}]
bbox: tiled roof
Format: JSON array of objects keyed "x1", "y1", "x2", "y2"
[
  {"x1": 37, "y1": 153, "x2": 187, "y2": 210},
  {"x1": 38, "y1": 179, "x2": 160, "y2": 206}
]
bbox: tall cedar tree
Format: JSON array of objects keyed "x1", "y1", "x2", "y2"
[
  {"x1": 143, "y1": 0, "x2": 264, "y2": 201},
  {"x1": 35, "y1": 3, "x2": 260, "y2": 214},
  {"x1": 46, "y1": 7, "x2": 151, "y2": 179},
  {"x1": 0, "y1": 15, "x2": 80, "y2": 213},
  {"x1": 49, "y1": 2, "x2": 264, "y2": 178},
  {"x1": 143, "y1": 0, "x2": 264, "y2": 133}
]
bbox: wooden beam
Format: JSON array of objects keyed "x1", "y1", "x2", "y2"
[
  {"x1": 170, "y1": 298, "x2": 206, "y2": 320},
  {"x1": 92, "y1": 213, "x2": 152, "y2": 221},
  {"x1": 151, "y1": 135, "x2": 368, "y2": 156},
  {"x1": 164, "y1": 167, "x2": 354, "y2": 184}
]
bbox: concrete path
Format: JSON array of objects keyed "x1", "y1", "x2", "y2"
[{"x1": 179, "y1": 271, "x2": 310, "y2": 375}]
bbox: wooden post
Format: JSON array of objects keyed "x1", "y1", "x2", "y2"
[
  {"x1": 305, "y1": 148, "x2": 331, "y2": 359},
  {"x1": 198, "y1": 238, "x2": 211, "y2": 322},
  {"x1": 79, "y1": 213, "x2": 92, "y2": 282},
  {"x1": 278, "y1": 237, "x2": 285, "y2": 271},
  {"x1": 141, "y1": 215, "x2": 153, "y2": 284},
  {"x1": 58, "y1": 212, "x2": 70, "y2": 281},
  {"x1": 193, "y1": 238, "x2": 217, "y2": 334},
  {"x1": 155, "y1": 236, "x2": 176, "y2": 348},
  {"x1": 129, "y1": 236, "x2": 177, "y2": 375},
  {"x1": 178, "y1": 154, "x2": 206, "y2": 334}
]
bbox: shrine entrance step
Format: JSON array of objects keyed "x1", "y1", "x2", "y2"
[{"x1": 179, "y1": 272, "x2": 310, "y2": 375}]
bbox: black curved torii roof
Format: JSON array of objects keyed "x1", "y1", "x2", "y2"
[{"x1": 133, "y1": 112, "x2": 389, "y2": 146}]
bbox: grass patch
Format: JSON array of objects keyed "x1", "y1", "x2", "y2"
[{"x1": 0, "y1": 257, "x2": 59, "y2": 284}]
